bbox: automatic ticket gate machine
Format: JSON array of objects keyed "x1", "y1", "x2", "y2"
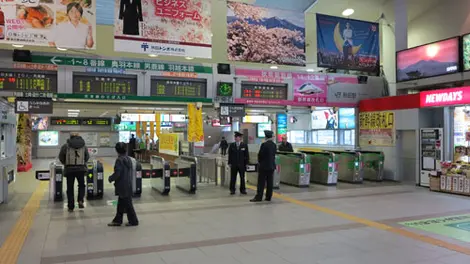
[
  {"x1": 86, "y1": 160, "x2": 104, "y2": 199},
  {"x1": 150, "y1": 155, "x2": 171, "y2": 195},
  {"x1": 129, "y1": 157, "x2": 143, "y2": 197},
  {"x1": 35, "y1": 162, "x2": 65, "y2": 202},
  {"x1": 275, "y1": 152, "x2": 311, "y2": 187},
  {"x1": 329, "y1": 151, "x2": 363, "y2": 184},
  {"x1": 245, "y1": 152, "x2": 265, "y2": 188},
  {"x1": 300, "y1": 150, "x2": 338, "y2": 186},
  {"x1": 174, "y1": 155, "x2": 197, "y2": 194},
  {"x1": 357, "y1": 151, "x2": 384, "y2": 181}
]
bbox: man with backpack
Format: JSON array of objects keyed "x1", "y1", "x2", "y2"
[{"x1": 59, "y1": 132, "x2": 90, "y2": 212}]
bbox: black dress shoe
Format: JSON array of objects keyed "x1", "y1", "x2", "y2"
[
  {"x1": 67, "y1": 208, "x2": 74, "y2": 212},
  {"x1": 230, "y1": 192, "x2": 236, "y2": 195},
  {"x1": 78, "y1": 202, "x2": 85, "y2": 209},
  {"x1": 250, "y1": 198, "x2": 262, "y2": 202},
  {"x1": 240, "y1": 191, "x2": 247, "y2": 195},
  {"x1": 265, "y1": 198, "x2": 271, "y2": 202},
  {"x1": 107, "y1": 222, "x2": 122, "y2": 227}
]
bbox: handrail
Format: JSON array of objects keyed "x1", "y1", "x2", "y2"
[
  {"x1": 178, "y1": 155, "x2": 198, "y2": 164},
  {"x1": 151, "y1": 155, "x2": 166, "y2": 168}
]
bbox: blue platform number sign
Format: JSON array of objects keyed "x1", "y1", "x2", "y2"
[{"x1": 276, "y1": 113, "x2": 287, "y2": 143}]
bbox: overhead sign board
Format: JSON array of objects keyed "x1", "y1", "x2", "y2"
[
  {"x1": 73, "y1": 73, "x2": 138, "y2": 95},
  {"x1": 0, "y1": 70, "x2": 57, "y2": 93},
  {"x1": 150, "y1": 77, "x2": 207, "y2": 98},
  {"x1": 220, "y1": 104, "x2": 245, "y2": 117},
  {"x1": 241, "y1": 82, "x2": 288, "y2": 100},
  {"x1": 420, "y1": 87, "x2": 468, "y2": 107},
  {"x1": 15, "y1": 98, "x2": 53, "y2": 114},
  {"x1": 51, "y1": 118, "x2": 111, "y2": 126}
]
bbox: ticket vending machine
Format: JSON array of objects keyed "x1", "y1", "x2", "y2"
[
  {"x1": 130, "y1": 157, "x2": 142, "y2": 197},
  {"x1": 86, "y1": 160, "x2": 104, "y2": 200}
]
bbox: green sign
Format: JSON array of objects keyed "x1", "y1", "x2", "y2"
[
  {"x1": 217, "y1": 82, "x2": 233, "y2": 96},
  {"x1": 30, "y1": 55, "x2": 213, "y2": 74},
  {"x1": 400, "y1": 214, "x2": 470, "y2": 242},
  {"x1": 56, "y1": 93, "x2": 212, "y2": 103}
]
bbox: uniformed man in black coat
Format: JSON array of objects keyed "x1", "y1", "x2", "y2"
[
  {"x1": 228, "y1": 132, "x2": 249, "y2": 195},
  {"x1": 251, "y1": 130, "x2": 277, "y2": 202}
]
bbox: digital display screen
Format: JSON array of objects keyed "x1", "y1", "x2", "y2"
[
  {"x1": 243, "y1": 115, "x2": 270, "y2": 123},
  {"x1": 397, "y1": 37, "x2": 460, "y2": 82},
  {"x1": 32, "y1": 116, "x2": 49, "y2": 131},
  {"x1": 257, "y1": 123, "x2": 272, "y2": 138},
  {"x1": 0, "y1": 70, "x2": 57, "y2": 92},
  {"x1": 311, "y1": 108, "x2": 338, "y2": 129},
  {"x1": 462, "y1": 34, "x2": 470, "y2": 71},
  {"x1": 38, "y1": 131, "x2": 59, "y2": 146},
  {"x1": 217, "y1": 82, "x2": 233, "y2": 96},
  {"x1": 151, "y1": 77, "x2": 207, "y2": 98},
  {"x1": 51, "y1": 118, "x2": 111, "y2": 126},
  {"x1": 73, "y1": 73, "x2": 138, "y2": 95},
  {"x1": 338, "y1": 108, "x2": 356, "y2": 129},
  {"x1": 241, "y1": 82, "x2": 287, "y2": 100}
]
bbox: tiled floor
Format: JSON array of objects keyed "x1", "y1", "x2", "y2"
[{"x1": 2, "y1": 158, "x2": 470, "y2": 263}]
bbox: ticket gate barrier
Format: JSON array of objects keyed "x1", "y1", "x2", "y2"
[
  {"x1": 130, "y1": 157, "x2": 143, "y2": 197},
  {"x1": 86, "y1": 160, "x2": 104, "y2": 200},
  {"x1": 357, "y1": 151, "x2": 384, "y2": 181},
  {"x1": 197, "y1": 155, "x2": 218, "y2": 185},
  {"x1": 330, "y1": 151, "x2": 363, "y2": 183},
  {"x1": 301, "y1": 151, "x2": 338, "y2": 185},
  {"x1": 174, "y1": 155, "x2": 197, "y2": 194},
  {"x1": 216, "y1": 157, "x2": 230, "y2": 188},
  {"x1": 35, "y1": 162, "x2": 64, "y2": 202},
  {"x1": 150, "y1": 155, "x2": 171, "y2": 195},
  {"x1": 275, "y1": 152, "x2": 310, "y2": 187}
]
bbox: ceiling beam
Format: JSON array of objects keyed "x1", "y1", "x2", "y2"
[{"x1": 304, "y1": 0, "x2": 319, "y2": 13}]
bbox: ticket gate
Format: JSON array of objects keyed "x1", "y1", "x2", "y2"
[
  {"x1": 130, "y1": 157, "x2": 143, "y2": 197},
  {"x1": 35, "y1": 162, "x2": 64, "y2": 202},
  {"x1": 86, "y1": 160, "x2": 104, "y2": 200},
  {"x1": 357, "y1": 151, "x2": 384, "y2": 181},
  {"x1": 330, "y1": 151, "x2": 363, "y2": 183},
  {"x1": 301, "y1": 151, "x2": 338, "y2": 185},
  {"x1": 174, "y1": 155, "x2": 197, "y2": 194},
  {"x1": 216, "y1": 157, "x2": 231, "y2": 188},
  {"x1": 276, "y1": 152, "x2": 311, "y2": 187},
  {"x1": 150, "y1": 155, "x2": 171, "y2": 195}
]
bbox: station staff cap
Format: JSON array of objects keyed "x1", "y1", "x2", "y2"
[{"x1": 264, "y1": 130, "x2": 274, "y2": 139}]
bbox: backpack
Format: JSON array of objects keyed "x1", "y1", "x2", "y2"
[{"x1": 65, "y1": 146, "x2": 86, "y2": 166}]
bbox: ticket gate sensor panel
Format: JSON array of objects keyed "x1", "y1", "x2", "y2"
[
  {"x1": 130, "y1": 157, "x2": 142, "y2": 197},
  {"x1": 86, "y1": 160, "x2": 104, "y2": 200}
]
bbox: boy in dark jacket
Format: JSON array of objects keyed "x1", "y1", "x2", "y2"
[
  {"x1": 108, "y1": 142, "x2": 139, "y2": 227},
  {"x1": 58, "y1": 132, "x2": 90, "y2": 212}
]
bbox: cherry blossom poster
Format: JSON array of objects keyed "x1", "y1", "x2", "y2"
[
  {"x1": 114, "y1": 0, "x2": 212, "y2": 58},
  {"x1": 227, "y1": 2, "x2": 306, "y2": 66}
]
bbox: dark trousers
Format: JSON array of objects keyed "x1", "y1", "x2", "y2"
[
  {"x1": 221, "y1": 148, "x2": 227, "y2": 156},
  {"x1": 230, "y1": 166, "x2": 246, "y2": 193},
  {"x1": 113, "y1": 196, "x2": 139, "y2": 225},
  {"x1": 255, "y1": 169, "x2": 274, "y2": 200},
  {"x1": 66, "y1": 171, "x2": 85, "y2": 209}
]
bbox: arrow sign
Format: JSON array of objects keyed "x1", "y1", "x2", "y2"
[{"x1": 50, "y1": 56, "x2": 62, "y2": 65}]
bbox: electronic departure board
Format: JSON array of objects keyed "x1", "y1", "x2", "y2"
[
  {"x1": 241, "y1": 82, "x2": 287, "y2": 100},
  {"x1": 73, "y1": 73, "x2": 138, "y2": 95},
  {"x1": 51, "y1": 118, "x2": 111, "y2": 126},
  {"x1": 0, "y1": 70, "x2": 57, "y2": 92},
  {"x1": 150, "y1": 77, "x2": 207, "y2": 98}
]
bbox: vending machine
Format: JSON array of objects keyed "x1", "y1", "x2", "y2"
[{"x1": 420, "y1": 128, "x2": 443, "y2": 187}]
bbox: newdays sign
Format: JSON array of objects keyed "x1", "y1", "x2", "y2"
[{"x1": 420, "y1": 87, "x2": 470, "y2": 107}]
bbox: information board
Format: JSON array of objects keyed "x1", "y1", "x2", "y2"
[
  {"x1": 241, "y1": 82, "x2": 287, "y2": 100},
  {"x1": 73, "y1": 73, "x2": 138, "y2": 95},
  {"x1": 51, "y1": 118, "x2": 111, "y2": 126},
  {"x1": 150, "y1": 77, "x2": 207, "y2": 98},
  {"x1": 0, "y1": 70, "x2": 57, "y2": 92}
]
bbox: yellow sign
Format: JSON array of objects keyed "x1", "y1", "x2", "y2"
[
  {"x1": 136, "y1": 121, "x2": 142, "y2": 139},
  {"x1": 187, "y1": 103, "x2": 204, "y2": 142},
  {"x1": 155, "y1": 113, "x2": 161, "y2": 137},
  {"x1": 149, "y1": 122, "x2": 155, "y2": 140},
  {"x1": 159, "y1": 133, "x2": 179, "y2": 156},
  {"x1": 359, "y1": 111, "x2": 394, "y2": 130}
]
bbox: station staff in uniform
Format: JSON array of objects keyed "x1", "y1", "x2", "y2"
[
  {"x1": 251, "y1": 130, "x2": 277, "y2": 202},
  {"x1": 228, "y1": 132, "x2": 249, "y2": 195}
]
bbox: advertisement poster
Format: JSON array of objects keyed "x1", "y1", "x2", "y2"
[
  {"x1": 316, "y1": 14, "x2": 379, "y2": 72},
  {"x1": 311, "y1": 109, "x2": 338, "y2": 130},
  {"x1": 338, "y1": 108, "x2": 355, "y2": 129},
  {"x1": 99, "y1": 132, "x2": 111, "y2": 147},
  {"x1": 77, "y1": 132, "x2": 98, "y2": 147},
  {"x1": 227, "y1": 2, "x2": 305, "y2": 66},
  {"x1": 159, "y1": 133, "x2": 179, "y2": 156},
  {"x1": 187, "y1": 103, "x2": 203, "y2": 142},
  {"x1": 359, "y1": 111, "x2": 395, "y2": 146},
  {"x1": 0, "y1": 0, "x2": 96, "y2": 49},
  {"x1": 463, "y1": 34, "x2": 470, "y2": 71},
  {"x1": 397, "y1": 37, "x2": 459, "y2": 82},
  {"x1": 293, "y1": 74, "x2": 328, "y2": 106},
  {"x1": 114, "y1": 0, "x2": 212, "y2": 58},
  {"x1": 276, "y1": 113, "x2": 287, "y2": 142},
  {"x1": 38, "y1": 131, "x2": 59, "y2": 146}
]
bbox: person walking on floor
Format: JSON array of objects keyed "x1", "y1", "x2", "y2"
[
  {"x1": 228, "y1": 132, "x2": 249, "y2": 195},
  {"x1": 128, "y1": 134, "x2": 136, "y2": 158},
  {"x1": 108, "y1": 142, "x2": 139, "y2": 227},
  {"x1": 58, "y1": 132, "x2": 90, "y2": 212},
  {"x1": 251, "y1": 130, "x2": 277, "y2": 202},
  {"x1": 219, "y1": 137, "x2": 228, "y2": 156}
]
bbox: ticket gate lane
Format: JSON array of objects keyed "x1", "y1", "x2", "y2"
[
  {"x1": 330, "y1": 151, "x2": 363, "y2": 184},
  {"x1": 301, "y1": 151, "x2": 338, "y2": 186},
  {"x1": 174, "y1": 155, "x2": 197, "y2": 194},
  {"x1": 86, "y1": 160, "x2": 104, "y2": 200},
  {"x1": 150, "y1": 155, "x2": 171, "y2": 195},
  {"x1": 357, "y1": 151, "x2": 385, "y2": 182},
  {"x1": 276, "y1": 152, "x2": 311, "y2": 188}
]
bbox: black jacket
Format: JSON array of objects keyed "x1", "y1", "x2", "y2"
[
  {"x1": 278, "y1": 142, "x2": 293, "y2": 152},
  {"x1": 258, "y1": 140, "x2": 277, "y2": 171},
  {"x1": 220, "y1": 140, "x2": 228, "y2": 149},
  {"x1": 228, "y1": 142, "x2": 249, "y2": 168},
  {"x1": 58, "y1": 136, "x2": 89, "y2": 173},
  {"x1": 109, "y1": 155, "x2": 133, "y2": 198}
]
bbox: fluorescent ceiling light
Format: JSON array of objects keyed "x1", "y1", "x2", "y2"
[
  {"x1": 68, "y1": 109, "x2": 80, "y2": 112},
  {"x1": 306, "y1": 69, "x2": 315, "y2": 72},
  {"x1": 148, "y1": 54, "x2": 158, "y2": 58},
  {"x1": 185, "y1": 56, "x2": 194, "y2": 60},
  {"x1": 270, "y1": 66, "x2": 278, "y2": 69},
  {"x1": 12, "y1": 44, "x2": 24, "y2": 48},
  {"x1": 342, "y1": 8, "x2": 354, "y2": 16},
  {"x1": 57, "y1": 47, "x2": 67, "y2": 51}
]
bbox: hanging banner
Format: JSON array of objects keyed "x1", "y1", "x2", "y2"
[
  {"x1": 149, "y1": 121, "x2": 155, "y2": 140},
  {"x1": 155, "y1": 113, "x2": 161, "y2": 137},
  {"x1": 227, "y1": 2, "x2": 305, "y2": 66},
  {"x1": 316, "y1": 14, "x2": 379, "y2": 72},
  {"x1": 187, "y1": 103, "x2": 203, "y2": 142},
  {"x1": 136, "y1": 121, "x2": 141, "y2": 139},
  {"x1": 359, "y1": 111, "x2": 395, "y2": 146},
  {"x1": 159, "y1": 133, "x2": 179, "y2": 156},
  {"x1": 0, "y1": 0, "x2": 96, "y2": 49},
  {"x1": 141, "y1": 121, "x2": 147, "y2": 139},
  {"x1": 293, "y1": 74, "x2": 328, "y2": 106},
  {"x1": 114, "y1": 0, "x2": 212, "y2": 58}
]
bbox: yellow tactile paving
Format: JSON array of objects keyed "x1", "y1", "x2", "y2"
[{"x1": 0, "y1": 181, "x2": 47, "y2": 264}]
